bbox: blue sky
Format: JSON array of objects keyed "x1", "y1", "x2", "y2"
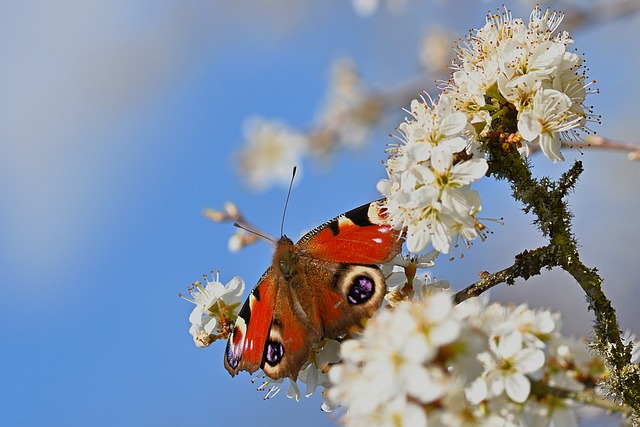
[{"x1": 1, "y1": 1, "x2": 639, "y2": 426}]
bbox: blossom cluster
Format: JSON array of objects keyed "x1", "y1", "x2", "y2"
[
  {"x1": 377, "y1": 93, "x2": 489, "y2": 254},
  {"x1": 450, "y1": 6, "x2": 594, "y2": 162},
  {"x1": 182, "y1": 262, "x2": 621, "y2": 426},
  {"x1": 327, "y1": 292, "x2": 609, "y2": 427},
  {"x1": 378, "y1": 6, "x2": 595, "y2": 255}
]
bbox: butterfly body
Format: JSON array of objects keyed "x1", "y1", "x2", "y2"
[{"x1": 224, "y1": 200, "x2": 402, "y2": 380}]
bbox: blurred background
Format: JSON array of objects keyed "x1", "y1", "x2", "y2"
[{"x1": 1, "y1": 0, "x2": 639, "y2": 425}]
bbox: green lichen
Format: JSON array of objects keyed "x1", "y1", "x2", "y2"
[{"x1": 454, "y1": 127, "x2": 640, "y2": 419}]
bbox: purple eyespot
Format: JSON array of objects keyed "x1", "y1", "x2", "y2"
[
  {"x1": 264, "y1": 340, "x2": 285, "y2": 366},
  {"x1": 347, "y1": 275, "x2": 375, "y2": 304}
]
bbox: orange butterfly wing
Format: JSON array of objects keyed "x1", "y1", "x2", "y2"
[
  {"x1": 224, "y1": 272, "x2": 276, "y2": 376},
  {"x1": 297, "y1": 199, "x2": 402, "y2": 264},
  {"x1": 297, "y1": 200, "x2": 402, "y2": 338}
]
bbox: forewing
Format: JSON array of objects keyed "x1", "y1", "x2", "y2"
[
  {"x1": 224, "y1": 270, "x2": 276, "y2": 377},
  {"x1": 296, "y1": 200, "x2": 402, "y2": 264}
]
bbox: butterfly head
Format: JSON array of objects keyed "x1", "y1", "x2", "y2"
[{"x1": 274, "y1": 235, "x2": 300, "y2": 282}]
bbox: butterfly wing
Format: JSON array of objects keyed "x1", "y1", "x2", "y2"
[
  {"x1": 224, "y1": 200, "x2": 403, "y2": 381},
  {"x1": 224, "y1": 270, "x2": 276, "y2": 377},
  {"x1": 296, "y1": 199, "x2": 402, "y2": 264},
  {"x1": 305, "y1": 260, "x2": 389, "y2": 339},
  {"x1": 224, "y1": 268, "x2": 321, "y2": 380},
  {"x1": 296, "y1": 200, "x2": 403, "y2": 339}
]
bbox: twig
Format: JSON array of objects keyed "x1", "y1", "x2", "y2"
[{"x1": 528, "y1": 135, "x2": 640, "y2": 160}]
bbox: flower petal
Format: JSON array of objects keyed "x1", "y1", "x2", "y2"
[{"x1": 505, "y1": 373, "x2": 531, "y2": 403}]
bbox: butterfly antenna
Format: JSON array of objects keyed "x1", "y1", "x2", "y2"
[
  {"x1": 280, "y1": 166, "x2": 297, "y2": 237},
  {"x1": 233, "y1": 222, "x2": 276, "y2": 243}
]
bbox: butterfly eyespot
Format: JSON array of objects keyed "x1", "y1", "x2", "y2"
[
  {"x1": 264, "y1": 340, "x2": 285, "y2": 366},
  {"x1": 347, "y1": 275, "x2": 375, "y2": 304}
]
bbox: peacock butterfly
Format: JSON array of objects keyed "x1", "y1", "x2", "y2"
[{"x1": 224, "y1": 199, "x2": 403, "y2": 380}]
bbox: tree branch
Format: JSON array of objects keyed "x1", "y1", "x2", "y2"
[
  {"x1": 482, "y1": 134, "x2": 640, "y2": 415},
  {"x1": 454, "y1": 245, "x2": 556, "y2": 304}
]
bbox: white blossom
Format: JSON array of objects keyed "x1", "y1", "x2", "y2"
[
  {"x1": 518, "y1": 88, "x2": 582, "y2": 162},
  {"x1": 182, "y1": 273, "x2": 245, "y2": 348},
  {"x1": 237, "y1": 117, "x2": 308, "y2": 190},
  {"x1": 484, "y1": 330, "x2": 545, "y2": 403}
]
